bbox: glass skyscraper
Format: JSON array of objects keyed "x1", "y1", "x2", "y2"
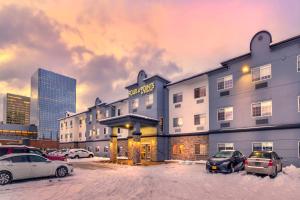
[{"x1": 30, "y1": 68, "x2": 76, "y2": 140}]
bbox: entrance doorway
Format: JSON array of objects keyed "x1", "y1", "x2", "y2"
[{"x1": 141, "y1": 144, "x2": 151, "y2": 160}]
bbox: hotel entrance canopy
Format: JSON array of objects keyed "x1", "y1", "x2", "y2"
[{"x1": 98, "y1": 114, "x2": 159, "y2": 128}]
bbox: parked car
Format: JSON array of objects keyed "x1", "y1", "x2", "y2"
[
  {"x1": 0, "y1": 153, "x2": 73, "y2": 185},
  {"x1": 68, "y1": 149, "x2": 94, "y2": 159},
  {"x1": 0, "y1": 145, "x2": 66, "y2": 161},
  {"x1": 245, "y1": 151, "x2": 283, "y2": 178},
  {"x1": 206, "y1": 150, "x2": 246, "y2": 173}
]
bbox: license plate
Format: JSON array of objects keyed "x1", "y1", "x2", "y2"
[
  {"x1": 212, "y1": 166, "x2": 217, "y2": 170},
  {"x1": 255, "y1": 162, "x2": 260, "y2": 166}
]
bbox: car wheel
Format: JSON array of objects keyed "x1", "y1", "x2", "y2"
[
  {"x1": 0, "y1": 171, "x2": 12, "y2": 185},
  {"x1": 74, "y1": 155, "x2": 79, "y2": 159},
  {"x1": 88, "y1": 154, "x2": 94, "y2": 158},
  {"x1": 56, "y1": 167, "x2": 68, "y2": 178},
  {"x1": 269, "y1": 167, "x2": 278, "y2": 178}
]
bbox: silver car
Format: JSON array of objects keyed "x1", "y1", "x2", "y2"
[{"x1": 245, "y1": 151, "x2": 283, "y2": 178}]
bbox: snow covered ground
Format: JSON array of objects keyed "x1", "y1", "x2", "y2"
[{"x1": 1, "y1": 163, "x2": 300, "y2": 200}]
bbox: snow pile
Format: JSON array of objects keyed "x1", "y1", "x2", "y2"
[
  {"x1": 67, "y1": 156, "x2": 109, "y2": 163},
  {"x1": 1, "y1": 164, "x2": 300, "y2": 200}
]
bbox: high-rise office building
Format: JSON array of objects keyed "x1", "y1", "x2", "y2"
[
  {"x1": 3, "y1": 93, "x2": 30, "y2": 125},
  {"x1": 30, "y1": 68, "x2": 76, "y2": 140}
]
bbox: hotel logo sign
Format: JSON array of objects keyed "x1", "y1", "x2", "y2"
[{"x1": 129, "y1": 82, "x2": 155, "y2": 96}]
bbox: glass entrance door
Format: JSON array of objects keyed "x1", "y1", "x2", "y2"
[{"x1": 141, "y1": 144, "x2": 151, "y2": 160}]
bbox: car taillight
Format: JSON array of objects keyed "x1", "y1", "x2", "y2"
[
  {"x1": 244, "y1": 159, "x2": 248, "y2": 165},
  {"x1": 268, "y1": 160, "x2": 273, "y2": 167}
]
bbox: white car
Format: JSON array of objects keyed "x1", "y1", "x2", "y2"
[
  {"x1": 68, "y1": 149, "x2": 94, "y2": 159},
  {"x1": 0, "y1": 153, "x2": 73, "y2": 185}
]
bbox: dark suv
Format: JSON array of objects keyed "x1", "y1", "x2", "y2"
[{"x1": 0, "y1": 145, "x2": 66, "y2": 161}]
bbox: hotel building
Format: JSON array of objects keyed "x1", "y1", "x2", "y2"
[
  {"x1": 59, "y1": 31, "x2": 300, "y2": 166},
  {"x1": 3, "y1": 93, "x2": 30, "y2": 125}
]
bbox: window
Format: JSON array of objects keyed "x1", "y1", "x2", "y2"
[
  {"x1": 89, "y1": 130, "x2": 92, "y2": 136},
  {"x1": 10, "y1": 155, "x2": 29, "y2": 163},
  {"x1": 104, "y1": 146, "x2": 109, "y2": 153},
  {"x1": 252, "y1": 100, "x2": 272, "y2": 117},
  {"x1": 173, "y1": 117, "x2": 183, "y2": 127},
  {"x1": 117, "y1": 128, "x2": 121, "y2": 134},
  {"x1": 70, "y1": 120, "x2": 73, "y2": 128},
  {"x1": 104, "y1": 127, "x2": 107, "y2": 134},
  {"x1": 194, "y1": 86, "x2": 206, "y2": 99},
  {"x1": 70, "y1": 133, "x2": 73, "y2": 138},
  {"x1": 252, "y1": 142, "x2": 273, "y2": 151},
  {"x1": 146, "y1": 94, "x2": 154, "y2": 107},
  {"x1": 89, "y1": 114, "x2": 92, "y2": 122},
  {"x1": 132, "y1": 99, "x2": 139, "y2": 111},
  {"x1": 217, "y1": 107, "x2": 233, "y2": 121},
  {"x1": 194, "y1": 114, "x2": 206, "y2": 126},
  {"x1": 194, "y1": 144, "x2": 208, "y2": 156},
  {"x1": 172, "y1": 144, "x2": 184, "y2": 154},
  {"x1": 252, "y1": 64, "x2": 271, "y2": 82},
  {"x1": 95, "y1": 146, "x2": 100, "y2": 152},
  {"x1": 96, "y1": 129, "x2": 100, "y2": 135},
  {"x1": 117, "y1": 109, "x2": 121, "y2": 116},
  {"x1": 60, "y1": 135, "x2": 63, "y2": 140},
  {"x1": 79, "y1": 119, "x2": 82, "y2": 127},
  {"x1": 105, "y1": 110, "x2": 109, "y2": 118},
  {"x1": 218, "y1": 143, "x2": 234, "y2": 152},
  {"x1": 298, "y1": 96, "x2": 300, "y2": 112},
  {"x1": 65, "y1": 134, "x2": 68, "y2": 139},
  {"x1": 61, "y1": 123, "x2": 63, "y2": 129},
  {"x1": 173, "y1": 93, "x2": 183, "y2": 104},
  {"x1": 29, "y1": 155, "x2": 47, "y2": 162},
  {"x1": 217, "y1": 75, "x2": 233, "y2": 91},
  {"x1": 297, "y1": 55, "x2": 300, "y2": 72},
  {"x1": 79, "y1": 132, "x2": 82, "y2": 138}
]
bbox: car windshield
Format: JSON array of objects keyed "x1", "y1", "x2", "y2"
[
  {"x1": 249, "y1": 152, "x2": 272, "y2": 159},
  {"x1": 213, "y1": 151, "x2": 233, "y2": 158}
]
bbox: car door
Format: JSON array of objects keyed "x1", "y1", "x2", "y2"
[
  {"x1": 80, "y1": 150, "x2": 89, "y2": 158},
  {"x1": 28, "y1": 155, "x2": 53, "y2": 178},
  {"x1": 4, "y1": 155, "x2": 31, "y2": 180}
]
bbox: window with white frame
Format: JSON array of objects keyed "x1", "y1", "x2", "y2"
[
  {"x1": 146, "y1": 93, "x2": 154, "y2": 107},
  {"x1": 297, "y1": 55, "x2": 300, "y2": 72},
  {"x1": 194, "y1": 86, "x2": 206, "y2": 99},
  {"x1": 89, "y1": 130, "x2": 92, "y2": 137},
  {"x1": 252, "y1": 142, "x2": 273, "y2": 151},
  {"x1": 217, "y1": 107, "x2": 233, "y2": 121},
  {"x1": 194, "y1": 114, "x2": 206, "y2": 126},
  {"x1": 96, "y1": 129, "x2": 100, "y2": 135},
  {"x1": 217, "y1": 75, "x2": 233, "y2": 91},
  {"x1": 95, "y1": 146, "x2": 100, "y2": 152},
  {"x1": 252, "y1": 100, "x2": 272, "y2": 117},
  {"x1": 173, "y1": 117, "x2": 183, "y2": 127},
  {"x1": 218, "y1": 143, "x2": 234, "y2": 152},
  {"x1": 298, "y1": 96, "x2": 300, "y2": 112},
  {"x1": 104, "y1": 146, "x2": 109, "y2": 153},
  {"x1": 132, "y1": 99, "x2": 139, "y2": 110},
  {"x1": 252, "y1": 64, "x2": 272, "y2": 82},
  {"x1": 173, "y1": 93, "x2": 183, "y2": 103},
  {"x1": 89, "y1": 114, "x2": 92, "y2": 122},
  {"x1": 105, "y1": 110, "x2": 109, "y2": 118},
  {"x1": 117, "y1": 109, "x2": 121, "y2": 116}
]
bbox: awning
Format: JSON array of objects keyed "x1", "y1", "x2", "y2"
[{"x1": 98, "y1": 114, "x2": 159, "y2": 128}]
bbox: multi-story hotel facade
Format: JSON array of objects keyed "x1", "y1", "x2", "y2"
[{"x1": 59, "y1": 30, "x2": 300, "y2": 166}]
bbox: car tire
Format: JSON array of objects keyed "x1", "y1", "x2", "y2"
[
  {"x1": 269, "y1": 167, "x2": 278, "y2": 178},
  {"x1": 88, "y1": 154, "x2": 94, "y2": 158},
  {"x1": 0, "y1": 171, "x2": 12, "y2": 185},
  {"x1": 56, "y1": 166, "x2": 68, "y2": 178},
  {"x1": 74, "y1": 155, "x2": 79, "y2": 159}
]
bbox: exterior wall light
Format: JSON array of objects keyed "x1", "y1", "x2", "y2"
[
  {"x1": 125, "y1": 124, "x2": 130, "y2": 129},
  {"x1": 242, "y1": 65, "x2": 250, "y2": 73}
]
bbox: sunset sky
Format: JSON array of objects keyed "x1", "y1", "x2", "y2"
[{"x1": 0, "y1": 0, "x2": 300, "y2": 120}]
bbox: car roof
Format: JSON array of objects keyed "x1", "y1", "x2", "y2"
[
  {"x1": 0, "y1": 145, "x2": 27, "y2": 148},
  {"x1": 0, "y1": 153, "x2": 42, "y2": 159},
  {"x1": 220, "y1": 150, "x2": 235, "y2": 152}
]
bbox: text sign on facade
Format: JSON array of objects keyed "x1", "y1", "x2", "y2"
[{"x1": 128, "y1": 82, "x2": 155, "y2": 96}]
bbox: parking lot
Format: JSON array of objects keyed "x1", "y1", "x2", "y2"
[{"x1": 1, "y1": 159, "x2": 300, "y2": 200}]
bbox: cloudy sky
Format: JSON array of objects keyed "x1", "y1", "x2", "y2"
[{"x1": 0, "y1": 0, "x2": 300, "y2": 120}]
